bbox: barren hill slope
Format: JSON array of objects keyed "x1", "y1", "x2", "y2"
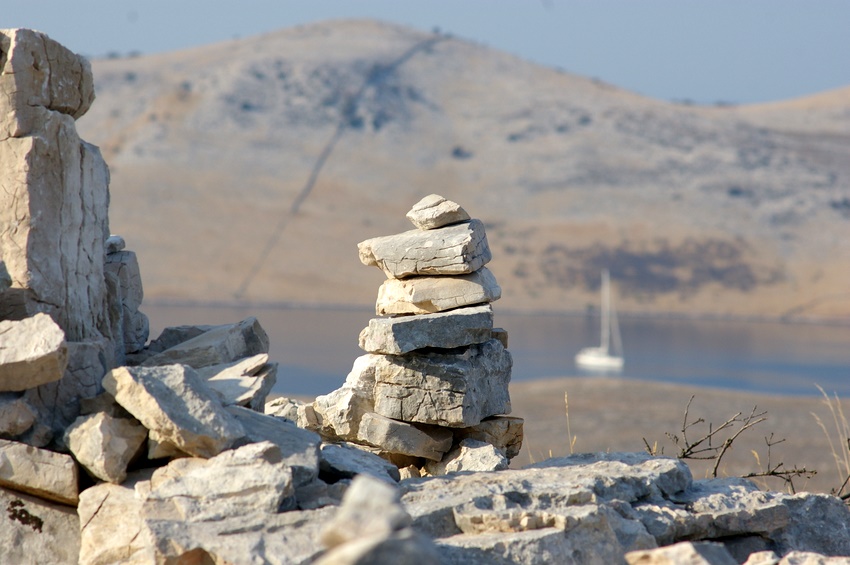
[{"x1": 76, "y1": 19, "x2": 850, "y2": 320}]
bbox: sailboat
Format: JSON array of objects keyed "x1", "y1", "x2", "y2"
[{"x1": 575, "y1": 269, "x2": 624, "y2": 371}]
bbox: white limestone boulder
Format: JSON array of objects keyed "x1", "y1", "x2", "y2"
[
  {"x1": 358, "y1": 219, "x2": 491, "y2": 279},
  {"x1": 23, "y1": 337, "x2": 112, "y2": 447},
  {"x1": 0, "y1": 313, "x2": 68, "y2": 392},
  {"x1": 65, "y1": 412, "x2": 147, "y2": 484},
  {"x1": 424, "y1": 439, "x2": 509, "y2": 476},
  {"x1": 146, "y1": 441, "x2": 295, "y2": 522},
  {"x1": 226, "y1": 405, "x2": 321, "y2": 487},
  {"x1": 321, "y1": 475, "x2": 412, "y2": 548},
  {"x1": 141, "y1": 316, "x2": 269, "y2": 368},
  {"x1": 406, "y1": 194, "x2": 470, "y2": 230},
  {"x1": 77, "y1": 471, "x2": 155, "y2": 565},
  {"x1": 197, "y1": 353, "x2": 277, "y2": 410},
  {"x1": 319, "y1": 442, "x2": 401, "y2": 484},
  {"x1": 0, "y1": 439, "x2": 79, "y2": 505},
  {"x1": 359, "y1": 304, "x2": 493, "y2": 355},
  {"x1": 0, "y1": 393, "x2": 36, "y2": 438},
  {"x1": 376, "y1": 267, "x2": 501, "y2": 315},
  {"x1": 312, "y1": 354, "x2": 379, "y2": 441},
  {"x1": 318, "y1": 475, "x2": 440, "y2": 565},
  {"x1": 102, "y1": 364, "x2": 245, "y2": 458},
  {"x1": 2, "y1": 486, "x2": 81, "y2": 565},
  {"x1": 452, "y1": 415, "x2": 524, "y2": 460},
  {"x1": 0, "y1": 28, "x2": 94, "y2": 137},
  {"x1": 0, "y1": 114, "x2": 110, "y2": 341},
  {"x1": 372, "y1": 339, "x2": 512, "y2": 428},
  {"x1": 356, "y1": 412, "x2": 453, "y2": 461},
  {"x1": 104, "y1": 249, "x2": 150, "y2": 355}
]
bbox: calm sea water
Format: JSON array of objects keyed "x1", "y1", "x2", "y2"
[{"x1": 142, "y1": 304, "x2": 850, "y2": 398}]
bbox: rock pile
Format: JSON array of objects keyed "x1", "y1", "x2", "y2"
[
  {"x1": 299, "y1": 195, "x2": 523, "y2": 477},
  {"x1": 4, "y1": 28, "x2": 850, "y2": 565}
]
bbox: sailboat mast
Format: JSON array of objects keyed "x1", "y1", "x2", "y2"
[{"x1": 601, "y1": 269, "x2": 610, "y2": 353}]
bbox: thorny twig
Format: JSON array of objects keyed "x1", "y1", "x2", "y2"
[
  {"x1": 641, "y1": 395, "x2": 804, "y2": 481},
  {"x1": 742, "y1": 433, "x2": 816, "y2": 494}
]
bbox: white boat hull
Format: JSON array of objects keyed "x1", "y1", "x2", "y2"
[{"x1": 575, "y1": 347, "x2": 624, "y2": 371}]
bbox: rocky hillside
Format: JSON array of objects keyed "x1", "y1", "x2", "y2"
[{"x1": 76, "y1": 19, "x2": 850, "y2": 321}]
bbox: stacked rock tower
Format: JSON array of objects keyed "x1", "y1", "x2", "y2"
[{"x1": 309, "y1": 195, "x2": 524, "y2": 476}]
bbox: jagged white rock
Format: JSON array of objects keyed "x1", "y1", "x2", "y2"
[
  {"x1": 375, "y1": 267, "x2": 501, "y2": 315},
  {"x1": 0, "y1": 314, "x2": 68, "y2": 392},
  {"x1": 0, "y1": 439, "x2": 79, "y2": 505},
  {"x1": 406, "y1": 194, "x2": 471, "y2": 230},
  {"x1": 358, "y1": 219, "x2": 491, "y2": 279},
  {"x1": 359, "y1": 304, "x2": 493, "y2": 355},
  {"x1": 424, "y1": 439, "x2": 509, "y2": 476},
  {"x1": 141, "y1": 316, "x2": 269, "y2": 368},
  {"x1": 65, "y1": 412, "x2": 147, "y2": 484},
  {"x1": 372, "y1": 339, "x2": 512, "y2": 428},
  {"x1": 103, "y1": 364, "x2": 245, "y2": 459},
  {"x1": 356, "y1": 412, "x2": 453, "y2": 461}
]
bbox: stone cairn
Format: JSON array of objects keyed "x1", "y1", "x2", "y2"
[
  {"x1": 282, "y1": 195, "x2": 524, "y2": 477},
  {"x1": 5, "y1": 29, "x2": 850, "y2": 565}
]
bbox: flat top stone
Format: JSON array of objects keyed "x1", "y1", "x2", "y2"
[
  {"x1": 376, "y1": 267, "x2": 501, "y2": 316},
  {"x1": 406, "y1": 194, "x2": 470, "y2": 230}
]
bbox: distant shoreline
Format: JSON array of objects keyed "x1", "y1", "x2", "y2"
[{"x1": 141, "y1": 298, "x2": 850, "y2": 327}]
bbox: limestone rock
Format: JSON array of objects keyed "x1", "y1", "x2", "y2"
[
  {"x1": 104, "y1": 249, "x2": 149, "y2": 355},
  {"x1": 0, "y1": 28, "x2": 94, "y2": 137},
  {"x1": 357, "y1": 412, "x2": 453, "y2": 461},
  {"x1": 772, "y1": 492, "x2": 850, "y2": 557},
  {"x1": 0, "y1": 111, "x2": 110, "y2": 342},
  {"x1": 0, "y1": 393, "x2": 36, "y2": 437},
  {"x1": 146, "y1": 441, "x2": 295, "y2": 522},
  {"x1": 0, "y1": 313, "x2": 68, "y2": 392},
  {"x1": 141, "y1": 316, "x2": 269, "y2": 368},
  {"x1": 372, "y1": 339, "x2": 512, "y2": 427},
  {"x1": 0, "y1": 439, "x2": 79, "y2": 505},
  {"x1": 359, "y1": 304, "x2": 493, "y2": 355},
  {"x1": 105, "y1": 234, "x2": 126, "y2": 254},
  {"x1": 77, "y1": 470, "x2": 154, "y2": 565},
  {"x1": 143, "y1": 506, "x2": 334, "y2": 565},
  {"x1": 197, "y1": 353, "x2": 276, "y2": 410},
  {"x1": 424, "y1": 438, "x2": 508, "y2": 476},
  {"x1": 406, "y1": 194, "x2": 470, "y2": 230},
  {"x1": 358, "y1": 219, "x2": 491, "y2": 279},
  {"x1": 321, "y1": 475, "x2": 412, "y2": 548},
  {"x1": 320, "y1": 442, "x2": 401, "y2": 484},
  {"x1": 226, "y1": 404, "x2": 321, "y2": 487},
  {"x1": 102, "y1": 364, "x2": 245, "y2": 458},
  {"x1": 375, "y1": 267, "x2": 502, "y2": 315},
  {"x1": 625, "y1": 541, "x2": 738, "y2": 565},
  {"x1": 146, "y1": 324, "x2": 217, "y2": 353},
  {"x1": 452, "y1": 415, "x2": 524, "y2": 460},
  {"x1": 65, "y1": 412, "x2": 147, "y2": 483},
  {"x1": 312, "y1": 354, "x2": 379, "y2": 440},
  {"x1": 1, "y1": 486, "x2": 81, "y2": 565},
  {"x1": 265, "y1": 395, "x2": 305, "y2": 421},
  {"x1": 146, "y1": 429, "x2": 190, "y2": 460},
  {"x1": 23, "y1": 337, "x2": 112, "y2": 446},
  {"x1": 316, "y1": 527, "x2": 441, "y2": 565},
  {"x1": 403, "y1": 452, "x2": 691, "y2": 539}
]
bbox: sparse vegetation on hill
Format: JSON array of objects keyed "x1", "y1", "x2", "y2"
[{"x1": 76, "y1": 19, "x2": 850, "y2": 321}]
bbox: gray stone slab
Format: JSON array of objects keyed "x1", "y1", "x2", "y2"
[
  {"x1": 359, "y1": 304, "x2": 493, "y2": 354},
  {"x1": 358, "y1": 219, "x2": 491, "y2": 279},
  {"x1": 406, "y1": 194, "x2": 470, "y2": 230},
  {"x1": 376, "y1": 267, "x2": 501, "y2": 315},
  {"x1": 373, "y1": 339, "x2": 512, "y2": 428},
  {"x1": 0, "y1": 314, "x2": 68, "y2": 392}
]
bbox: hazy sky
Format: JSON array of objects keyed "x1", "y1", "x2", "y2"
[{"x1": 6, "y1": 1, "x2": 850, "y2": 105}]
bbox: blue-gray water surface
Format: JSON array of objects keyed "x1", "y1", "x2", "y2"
[{"x1": 143, "y1": 304, "x2": 850, "y2": 398}]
